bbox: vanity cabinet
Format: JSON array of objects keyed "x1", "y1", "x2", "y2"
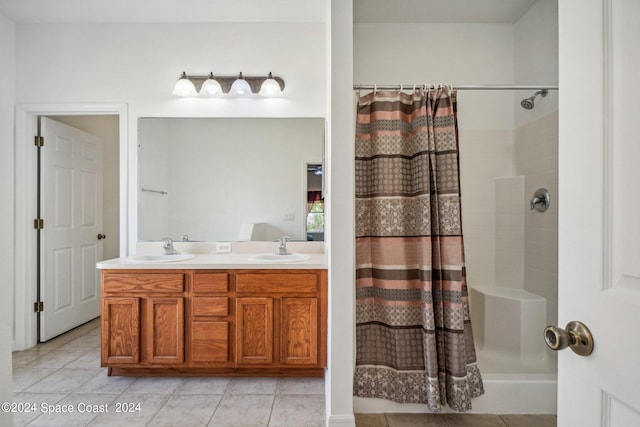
[
  {"x1": 101, "y1": 272, "x2": 185, "y2": 367},
  {"x1": 236, "y1": 272, "x2": 323, "y2": 368},
  {"x1": 100, "y1": 268, "x2": 327, "y2": 376},
  {"x1": 188, "y1": 272, "x2": 233, "y2": 366}
]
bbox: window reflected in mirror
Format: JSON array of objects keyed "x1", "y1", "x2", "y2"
[{"x1": 306, "y1": 164, "x2": 324, "y2": 241}]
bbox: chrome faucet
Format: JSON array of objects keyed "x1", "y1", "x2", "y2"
[
  {"x1": 277, "y1": 236, "x2": 292, "y2": 255},
  {"x1": 162, "y1": 238, "x2": 181, "y2": 255}
]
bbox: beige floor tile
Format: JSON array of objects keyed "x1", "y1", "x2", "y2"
[
  {"x1": 277, "y1": 377, "x2": 325, "y2": 395},
  {"x1": 28, "y1": 393, "x2": 117, "y2": 426},
  {"x1": 11, "y1": 392, "x2": 68, "y2": 427},
  {"x1": 24, "y1": 350, "x2": 86, "y2": 369},
  {"x1": 88, "y1": 393, "x2": 168, "y2": 426},
  {"x1": 65, "y1": 349, "x2": 102, "y2": 369},
  {"x1": 59, "y1": 334, "x2": 101, "y2": 351},
  {"x1": 500, "y1": 414, "x2": 557, "y2": 427},
  {"x1": 268, "y1": 394, "x2": 325, "y2": 427},
  {"x1": 208, "y1": 394, "x2": 274, "y2": 427},
  {"x1": 227, "y1": 377, "x2": 278, "y2": 394},
  {"x1": 12, "y1": 368, "x2": 57, "y2": 392},
  {"x1": 355, "y1": 413, "x2": 389, "y2": 427},
  {"x1": 125, "y1": 376, "x2": 183, "y2": 395},
  {"x1": 35, "y1": 334, "x2": 78, "y2": 351},
  {"x1": 149, "y1": 393, "x2": 221, "y2": 427},
  {"x1": 385, "y1": 413, "x2": 448, "y2": 427},
  {"x1": 12, "y1": 349, "x2": 54, "y2": 368},
  {"x1": 444, "y1": 413, "x2": 507, "y2": 427},
  {"x1": 74, "y1": 371, "x2": 136, "y2": 395},
  {"x1": 175, "y1": 377, "x2": 231, "y2": 395},
  {"x1": 25, "y1": 368, "x2": 102, "y2": 394}
]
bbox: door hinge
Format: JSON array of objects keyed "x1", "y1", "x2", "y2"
[
  {"x1": 34, "y1": 301, "x2": 44, "y2": 313},
  {"x1": 34, "y1": 136, "x2": 44, "y2": 147},
  {"x1": 34, "y1": 218, "x2": 44, "y2": 230}
]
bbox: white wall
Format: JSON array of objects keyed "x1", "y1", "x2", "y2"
[
  {"x1": 327, "y1": 0, "x2": 356, "y2": 424},
  {"x1": 0, "y1": 12, "x2": 15, "y2": 426},
  {"x1": 138, "y1": 118, "x2": 323, "y2": 242},
  {"x1": 354, "y1": 22, "x2": 517, "y2": 288},
  {"x1": 15, "y1": 23, "x2": 325, "y2": 118}
]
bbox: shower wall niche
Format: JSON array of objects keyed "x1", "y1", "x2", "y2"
[{"x1": 354, "y1": 0, "x2": 558, "y2": 414}]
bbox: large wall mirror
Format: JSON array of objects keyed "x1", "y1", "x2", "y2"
[{"x1": 138, "y1": 118, "x2": 325, "y2": 242}]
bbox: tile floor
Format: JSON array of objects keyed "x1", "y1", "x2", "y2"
[
  {"x1": 12, "y1": 318, "x2": 557, "y2": 427},
  {"x1": 11, "y1": 318, "x2": 325, "y2": 426}
]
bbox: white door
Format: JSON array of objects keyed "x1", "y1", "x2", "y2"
[
  {"x1": 40, "y1": 117, "x2": 104, "y2": 341},
  {"x1": 558, "y1": 0, "x2": 640, "y2": 425}
]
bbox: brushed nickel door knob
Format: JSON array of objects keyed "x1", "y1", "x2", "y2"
[{"x1": 544, "y1": 321, "x2": 594, "y2": 356}]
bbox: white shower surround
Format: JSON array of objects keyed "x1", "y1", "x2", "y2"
[{"x1": 353, "y1": 0, "x2": 558, "y2": 414}]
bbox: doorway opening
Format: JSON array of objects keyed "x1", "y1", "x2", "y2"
[{"x1": 13, "y1": 104, "x2": 127, "y2": 351}]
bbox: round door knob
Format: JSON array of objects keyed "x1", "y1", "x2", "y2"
[
  {"x1": 97, "y1": 233, "x2": 107, "y2": 240},
  {"x1": 544, "y1": 320, "x2": 594, "y2": 356}
]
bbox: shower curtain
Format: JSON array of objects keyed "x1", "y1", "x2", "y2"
[{"x1": 353, "y1": 87, "x2": 484, "y2": 412}]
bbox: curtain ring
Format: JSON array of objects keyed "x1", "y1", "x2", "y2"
[
  {"x1": 399, "y1": 84, "x2": 403, "y2": 93},
  {"x1": 374, "y1": 84, "x2": 377, "y2": 94},
  {"x1": 412, "y1": 84, "x2": 417, "y2": 93}
]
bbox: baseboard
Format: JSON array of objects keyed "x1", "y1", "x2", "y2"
[{"x1": 327, "y1": 414, "x2": 356, "y2": 427}]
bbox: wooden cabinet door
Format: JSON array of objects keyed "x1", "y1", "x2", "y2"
[
  {"x1": 102, "y1": 297, "x2": 140, "y2": 365},
  {"x1": 190, "y1": 321, "x2": 230, "y2": 363},
  {"x1": 236, "y1": 297, "x2": 273, "y2": 365},
  {"x1": 280, "y1": 298, "x2": 318, "y2": 365},
  {"x1": 144, "y1": 297, "x2": 184, "y2": 364}
]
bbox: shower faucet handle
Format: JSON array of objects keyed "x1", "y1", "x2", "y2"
[{"x1": 530, "y1": 188, "x2": 550, "y2": 212}]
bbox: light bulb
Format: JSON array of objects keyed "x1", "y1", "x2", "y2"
[
  {"x1": 172, "y1": 72, "x2": 197, "y2": 97},
  {"x1": 259, "y1": 72, "x2": 283, "y2": 97},
  {"x1": 200, "y1": 73, "x2": 223, "y2": 97},
  {"x1": 229, "y1": 72, "x2": 252, "y2": 97}
]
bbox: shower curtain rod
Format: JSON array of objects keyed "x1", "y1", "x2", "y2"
[{"x1": 353, "y1": 84, "x2": 558, "y2": 91}]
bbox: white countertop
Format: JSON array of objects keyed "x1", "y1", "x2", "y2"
[
  {"x1": 97, "y1": 241, "x2": 327, "y2": 270},
  {"x1": 96, "y1": 252, "x2": 327, "y2": 270}
]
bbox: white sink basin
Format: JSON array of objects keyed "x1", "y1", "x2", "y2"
[
  {"x1": 125, "y1": 254, "x2": 195, "y2": 263},
  {"x1": 248, "y1": 253, "x2": 311, "y2": 263}
]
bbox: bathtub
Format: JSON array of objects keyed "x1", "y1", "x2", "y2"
[
  {"x1": 468, "y1": 285, "x2": 557, "y2": 414},
  {"x1": 354, "y1": 285, "x2": 557, "y2": 414}
]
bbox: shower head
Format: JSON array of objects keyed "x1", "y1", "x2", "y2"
[{"x1": 520, "y1": 89, "x2": 548, "y2": 110}]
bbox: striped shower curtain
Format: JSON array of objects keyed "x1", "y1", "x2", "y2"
[{"x1": 353, "y1": 88, "x2": 484, "y2": 412}]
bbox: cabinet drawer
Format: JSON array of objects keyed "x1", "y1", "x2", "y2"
[
  {"x1": 236, "y1": 273, "x2": 317, "y2": 294},
  {"x1": 192, "y1": 273, "x2": 229, "y2": 293},
  {"x1": 103, "y1": 273, "x2": 184, "y2": 293},
  {"x1": 190, "y1": 321, "x2": 229, "y2": 362},
  {"x1": 192, "y1": 297, "x2": 229, "y2": 317}
]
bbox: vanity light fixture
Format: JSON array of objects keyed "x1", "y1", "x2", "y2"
[
  {"x1": 200, "y1": 73, "x2": 223, "y2": 97},
  {"x1": 259, "y1": 72, "x2": 283, "y2": 97},
  {"x1": 229, "y1": 72, "x2": 252, "y2": 97},
  {"x1": 172, "y1": 71, "x2": 198, "y2": 97},
  {"x1": 172, "y1": 72, "x2": 285, "y2": 98}
]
